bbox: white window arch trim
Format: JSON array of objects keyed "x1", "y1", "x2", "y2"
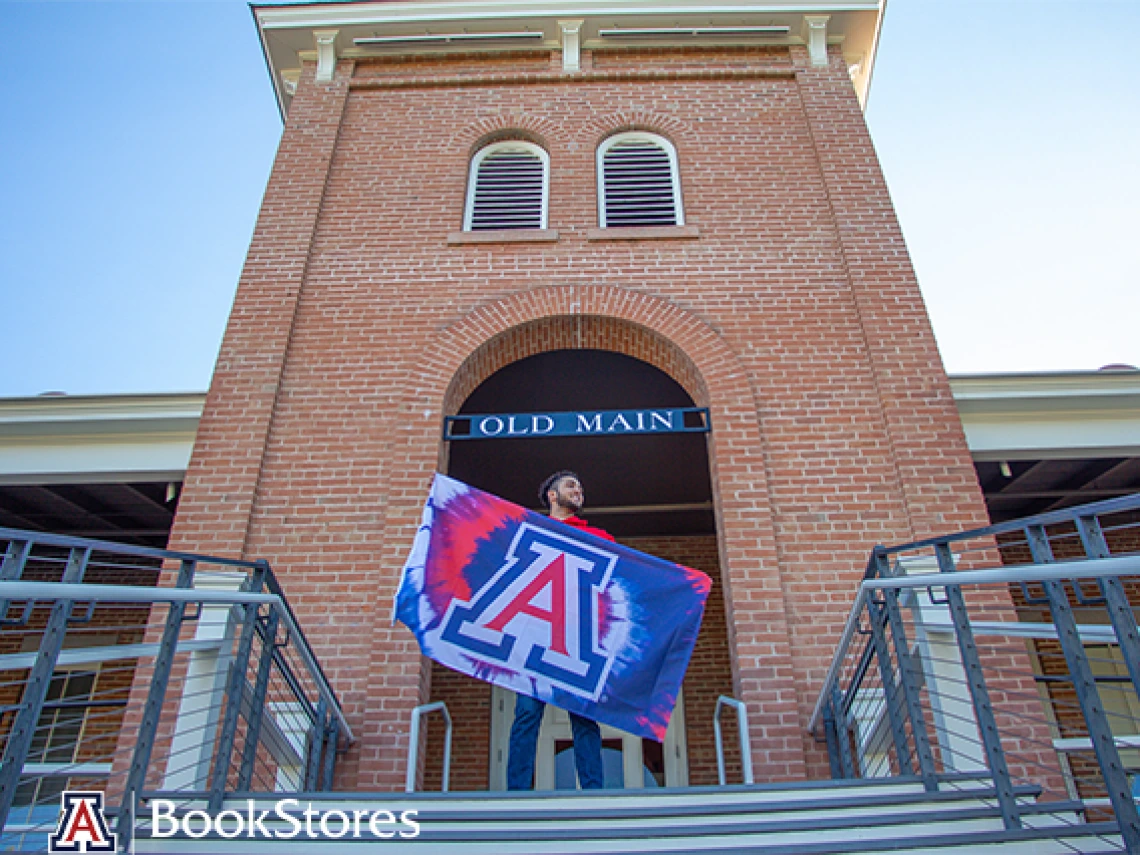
[
  {"x1": 597, "y1": 131, "x2": 684, "y2": 228},
  {"x1": 464, "y1": 140, "x2": 550, "y2": 231}
]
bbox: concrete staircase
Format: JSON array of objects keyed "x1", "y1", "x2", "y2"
[{"x1": 134, "y1": 778, "x2": 1125, "y2": 854}]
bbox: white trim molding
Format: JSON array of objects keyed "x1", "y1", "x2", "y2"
[{"x1": 253, "y1": 1, "x2": 886, "y2": 115}]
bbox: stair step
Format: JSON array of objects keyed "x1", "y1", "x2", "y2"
[{"x1": 131, "y1": 778, "x2": 1124, "y2": 855}]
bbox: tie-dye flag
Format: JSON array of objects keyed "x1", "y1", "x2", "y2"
[{"x1": 394, "y1": 474, "x2": 712, "y2": 741}]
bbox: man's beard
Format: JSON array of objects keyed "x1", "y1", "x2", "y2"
[{"x1": 555, "y1": 492, "x2": 582, "y2": 514}]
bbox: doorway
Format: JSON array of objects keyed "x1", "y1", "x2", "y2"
[
  {"x1": 488, "y1": 686, "x2": 689, "y2": 790},
  {"x1": 441, "y1": 346, "x2": 721, "y2": 789}
]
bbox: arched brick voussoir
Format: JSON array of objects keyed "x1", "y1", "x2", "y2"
[
  {"x1": 580, "y1": 111, "x2": 694, "y2": 150},
  {"x1": 447, "y1": 112, "x2": 569, "y2": 158},
  {"x1": 403, "y1": 284, "x2": 764, "y2": 418}
]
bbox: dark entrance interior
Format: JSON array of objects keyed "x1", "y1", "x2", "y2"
[{"x1": 446, "y1": 349, "x2": 714, "y2": 538}]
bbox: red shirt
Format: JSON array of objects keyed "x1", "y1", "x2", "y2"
[{"x1": 558, "y1": 515, "x2": 615, "y2": 542}]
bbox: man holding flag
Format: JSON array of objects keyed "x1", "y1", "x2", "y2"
[
  {"x1": 394, "y1": 469, "x2": 712, "y2": 790},
  {"x1": 507, "y1": 471, "x2": 612, "y2": 790}
]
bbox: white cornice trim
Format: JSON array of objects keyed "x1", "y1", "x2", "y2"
[
  {"x1": 254, "y1": 0, "x2": 883, "y2": 114},
  {"x1": 254, "y1": 1, "x2": 881, "y2": 29}
]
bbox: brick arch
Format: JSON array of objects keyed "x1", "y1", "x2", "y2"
[
  {"x1": 404, "y1": 285, "x2": 748, "y2": 420},
  {"x1": 375, "y1": 285, "x2": 805, "y2": 786},
  {"x1": 579, "y1": 110, "x2": 693, "y2": 150},
  {"x1": 449, "y1": 112, "x2": 568, "y2": 156},
  {"x1": 442, "y1": 315, "x2": 706, "y2": 416}
]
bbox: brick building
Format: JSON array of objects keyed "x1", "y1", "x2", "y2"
[
  {"x1": 5, "y1": 0, "x2": 1138, "y2": 801},
  {"x1": 168, "y1": 0, "x2": 970, "y2": 792}
]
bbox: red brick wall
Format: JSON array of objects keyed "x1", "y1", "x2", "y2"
[{"x1": 168, "y1": 41, "x2": 991, "y2": 791}]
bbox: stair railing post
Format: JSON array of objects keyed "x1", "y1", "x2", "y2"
[
  {"x1": 0, "y1": 546, "x2": 90, "y2": 829},
  {"x1": 236, "y1": 606, "x2": 280, "y2": 792},
  {"x1": 865, "y1": 595, "x2": 915, "y2": 777},
  {"x1": 1027, "y1": 524, "x2": 1140, "y2": 851},
  {"x1": 116, "y1": 559, "x2": 197, "y2": 851},
  {"x1": 208, "y1": 564, "x2": 267, "y2": 812},
  {"x1": 0, "y1": 538, "x2": 32, "y2": 625},
  {"x1": 879, "y1": 574, "x2": 939, "y2": 791},
  {"x1": 1075, "y1": 515, "x2": 1140, "y2": 704},
  {"x1": 935, "y1": 543, "x2": 1021, "y2": 829},
  {"x1": 830, "y1": 683, "x2": 856, "y2": 779},
  {"x1": 321, "y1": 716, "x2": 339, "y2": 792},
  {"x1": 822, "y1": 694, "x2": 843, "y2": 779},
  {"x1": 304, "y1": 697, "x2": 328, "y2": 792}
]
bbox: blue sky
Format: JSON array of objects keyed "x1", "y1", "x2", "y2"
[{"x1": 1, "y1": 0, "x2": 1137, "y2": 397}]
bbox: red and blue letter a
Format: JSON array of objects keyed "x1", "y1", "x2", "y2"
[{"x1": 49, "y1": 791, "x2": 117, "y2": 853}]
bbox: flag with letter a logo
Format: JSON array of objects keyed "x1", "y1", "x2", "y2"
[{"x1": 394, "y1": 474, "x2": 712, "y2": 740}]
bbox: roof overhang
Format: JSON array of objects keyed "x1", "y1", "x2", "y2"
[
  {"x1": 0, "y1": 393, "x2": 204, "y2": 485},
  {"x1": 951, "y1": 370, "x2": 1140, "y2": 461},
  {"x1": 2, "y1": 371, "x2": 1137, "y2": 484},
  {"x1": 252, "y1": 0, "x2": 887, "y2": 116}
]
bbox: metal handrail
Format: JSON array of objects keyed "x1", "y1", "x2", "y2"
[
  {"x1": 808, "y1": 552, "x2": 1140, "y2": 734},
  {"x1": 0, "y1": 525, "x2": 263, "y2": 570},
  {"x1": 713, "y1": 695, "x2": 754, "y2": 785},
  {"x1": 868, "y1": 493, "x2": 1140, "y2": 565},
  {"x1": 808, "y1": 493, "x2": 1140, "y2": 851},
  {"x1": 0, "y1": 580, "x2": 354, "y2": 744},
  {"x1": 406, "y1": 701, "x2": 452, "y2": 793}
]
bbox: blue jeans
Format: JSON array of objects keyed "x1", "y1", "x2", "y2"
[{"x1": 506, "y1": 694, "x2": 603, "y2": 790}]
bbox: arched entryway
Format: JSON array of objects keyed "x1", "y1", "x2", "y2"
[{"x1": 422, "y1": 319, "x2": 737, "y2": 791}]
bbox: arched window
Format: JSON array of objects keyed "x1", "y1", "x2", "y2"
[
  {"x1": 464, "y1": 141, "x2": 549, "y2": 231},
  {"x1": 597, "y1": 132, "x2": 683, "y2": 228}
]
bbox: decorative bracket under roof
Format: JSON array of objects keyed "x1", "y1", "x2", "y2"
[
  {"x1": 314, "y1": 29, "x2": 339, "y2": 81},
  {"x1": 803, "y1": 15, "x2": 829, "y2": 67},
  {"x1": 560, "y1": 19, "x2": 584, "y2": 72}
]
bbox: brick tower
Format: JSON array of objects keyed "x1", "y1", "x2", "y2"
[{"x1": 167, "y1": 0, "x2": 992, "y2": 791}]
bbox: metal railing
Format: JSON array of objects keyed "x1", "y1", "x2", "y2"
[
  {"x1": 0, "y1": 527, "x2": 352, "y2": 852},
  {"x1": 406, "y1": 702, "x2": 452, "y2": 793},
  {"x1": 713, "y1": 696, "x2": 754, "y2": 786},
  {"x1": 811, "y1": 494, "x2": 1140, "y2": 852}
]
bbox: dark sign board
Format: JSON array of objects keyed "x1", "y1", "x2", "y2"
[{"x1": 444, "y1": 407, "x2": 710, "y2": 441}]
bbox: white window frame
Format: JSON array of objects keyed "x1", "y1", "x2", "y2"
[
  {"x1": 463, "y1": 140, "x2": 550, "y2": 231},
  {"x1": 596, "y1": 131, "x2": 684, "y2": 228}
]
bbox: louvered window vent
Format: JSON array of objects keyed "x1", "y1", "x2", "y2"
[
  {"x1": 599, "y1": 134, "x2": 683, "y2": 228},
  {"x1": 464, "y1": 142, "x2": 548, "y2": 231}
]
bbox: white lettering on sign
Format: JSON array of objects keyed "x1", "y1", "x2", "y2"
[
  {"x1": 651, "y1": 411, "x2": 674, "y2": 430},
  {"x1": 532, "y1": 415, "x2": 555, "y2": 434},
  {"x1": 479, "y1": 417, "x2": 505, "y2": 436},
  {"x1": 576, "y1": 414, "x2": 603, "y2": 433},
  {"x1": 607, "y1": 413, "x2": 633, "y2": 432}
]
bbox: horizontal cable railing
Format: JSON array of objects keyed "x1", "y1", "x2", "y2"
[
  {"x1": 0, "y1": 527, "x2": 350, "y2": 852},
  {"x1": 811, "y1": 494, "x2": 1140, "y2": 853}
]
